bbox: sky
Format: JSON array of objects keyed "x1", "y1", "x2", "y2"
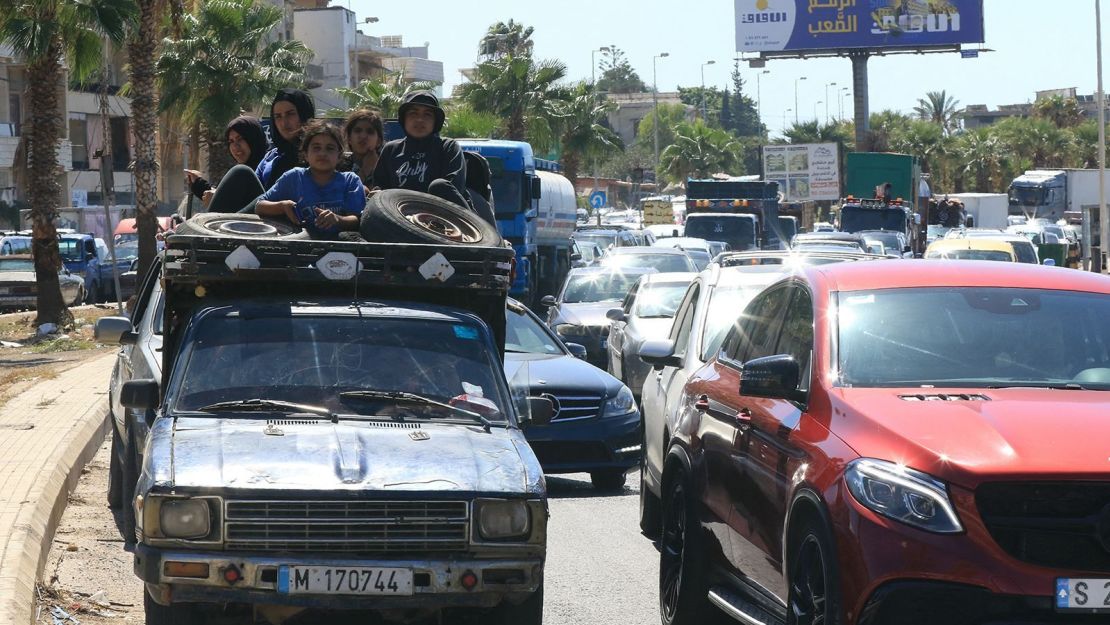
[{"x1": 346, "y1": 0, "x2": 1107, "y2": 135}]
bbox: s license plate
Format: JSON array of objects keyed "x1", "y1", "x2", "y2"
[
  {"x1": 278, "y1": 566, "x2": 413, "y2": 596},
  {"x1": 1056, "y1": 578, "x2": 1110, "y2": 611}
]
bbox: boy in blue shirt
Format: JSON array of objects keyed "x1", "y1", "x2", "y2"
[{"x1": 257, "y1": 121, "x2": 365, "y2": 239}]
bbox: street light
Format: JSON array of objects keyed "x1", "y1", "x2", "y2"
[
  {"x1": 700, "y1": 60, "x2": 716, "y2": 120},
  {"x1": 653, "y1": 52, "x2": 669, "y2": 175},
  {"x1": 783, "y1": 108, "x2": 793, "y2": 134},
  {"x1": 794, "y1": 76, "x2": 807, "y2": 124},
  {"x1": 591, "y1": 46, "x2": 611, "y2": 85},
  {"x1": 840, "y1": 86, "x2": 849, "y2": 120},
  {"x1": 756, "y1": 69, "x2": 770, "y2": 130},
  {"x1": 814, "y1": 101, "x2": 823, "y2": 123},
  {"x1": 825, "y1": 81, "x2": 837, "y2": 123}
]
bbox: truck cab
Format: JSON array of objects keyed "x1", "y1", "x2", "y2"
[
  {"x1": 1007, "y1": 170, "x2": 1067, "y2": 222},
  {"x1": 837, "y1": 197, "x2": 921, "y2": 255},
  {"x1": 684, "y1": 178, "x2": 784, "y2": 249}
]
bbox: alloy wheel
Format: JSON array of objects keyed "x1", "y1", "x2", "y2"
[
  {"x1": 789, "y1": 533, "x2": 828, "y2": 625},
  {"x1": 659, "y1": 480, "x2": 687, "y2": 622}
]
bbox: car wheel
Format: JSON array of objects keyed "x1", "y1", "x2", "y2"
[
  {"x1": 121, "y1": 427, "x2": 139, "y2": 543},
  {"x1": 639, "y1": 425, "x2": 662, "y2": 539},
  {"x1": 173, "y1": 213, "x2": 308, "y2": 239},
  {"x1": 787, "y1": 518, "x2": 843, "y2": 625},
  {"x1": 488, "y1": 582, "x2": 543, "y2": 625},
  {"x1": 107, "y1": 420, "x2": 123, "y2": 509},
  {"x1": 660, "y1": 473, "x2": 729, "y2": 625},
  {"x1": 143, "y1": 590, "x2": 199, "y2": 625},
  {"x1": 359, "y1": 189, "x2": 503, "y2": 247},
  {"x1": 591, "y1": 469, "x2": 627, "y2": 492}
]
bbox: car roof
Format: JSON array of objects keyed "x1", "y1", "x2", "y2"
[
  {"x1": 804, "y1": 260, "x2": 1110, "y2": 294},
  {"x1": 927, "y1": 238, "x2": 1013, "y2": 252},
  {"x1": 606, "y1": 246, "x2": 687, "y2": 256},
  {"x1": 794, "y1": 231, "x2": 866, "y2": 242},
  {"x1": 566, "y1": 266, "x2": 656, "y2": 277},
  {"x1": 639, "y1": 272, "x2": 698, "y2": 285}
]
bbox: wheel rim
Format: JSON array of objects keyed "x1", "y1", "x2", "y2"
[
  {"x1": 659, "y1": 481, "x2": 686, "y2": 621},
  {"x1": 400, "y1": 205, "x2": 480, "y2": 243},
  {"x1": 789, "y1": 533, "x2": 828, "y2": 625},
  {"x1": 212, "y1": 219, "x2": 288, "y2": 236}
]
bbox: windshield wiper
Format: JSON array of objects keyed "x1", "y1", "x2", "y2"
[
  {"x1": 196, "y1": 398, "x2": 338, "y2": 422},
  {"x1": 987, "y1": 382, "x2": 1108, "y2": 391},
  {"x1": 338, "y1": 390, "x2": 496, "y2": 428}
]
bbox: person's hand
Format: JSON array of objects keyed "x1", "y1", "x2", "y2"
[
  {"x1": 201, "y1": 189, "x2": 214, "y2": 207},
  {"x1": 314, "y1": 207, "x2": 339, "y2": 229},
  {"x1": 184, "y1": 169, "x2": 202, "y2": 184},
  {"x1": 278, "y1": 200, "x2": 299, "y2": 225}
]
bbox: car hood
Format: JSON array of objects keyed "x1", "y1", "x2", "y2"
[
  {"x1": 555, "y1": 302, "x2": 621, "y2": 328},
  {"x1": 504, "y1": 352, "x2": 620, "y2": 396},
  {"x1": 831, "y1": 388, "x2": 1110, "y2": 486},
  {"x1": 144, "y1": 417, "x2": 545, "y2": 496}
]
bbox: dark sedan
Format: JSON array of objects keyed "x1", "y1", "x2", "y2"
[{"x1": 505, "y1": 301, "x2": 639, "y2": 491}]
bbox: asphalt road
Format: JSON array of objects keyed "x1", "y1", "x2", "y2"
[{"x1": 39, "y1": 440, "x2": 662, "y2": 625}]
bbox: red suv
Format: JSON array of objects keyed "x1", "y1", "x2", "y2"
[{"x1": 651, "y1": 261, "x2": 1110, "y2": 625}]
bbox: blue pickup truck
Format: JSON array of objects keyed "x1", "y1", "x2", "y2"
[{"x1": 58, "y1": 233, "x2": 136, "y2": 303}]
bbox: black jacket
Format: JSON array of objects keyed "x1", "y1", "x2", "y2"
[{"x1": 373, "y1": 134, "x2": 467, "y2": 199}]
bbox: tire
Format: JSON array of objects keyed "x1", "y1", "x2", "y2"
[
  {"x1": 144, "y1": 590, "x2": 200, "y2": 625},
  {"x1": 121, "y1": 427, "x2": 138, "y2": 543},
  {"x1": 489, "y1": 583, "x2": 543, "y2": 625},
  {"x1": 359, "y1": 189, "x2": 503, "y2": 247},
  {"x1": 591, "y1": 468, "x2": 627, "y2": 492},
  {"x1": 659, "y1": 473, "x2": 730, "y2": 625},
  {"x1": 786, "y1": 519, "x2": 843, "y2": 625},
  {"x1": 175, "y1": 213, "x2": 308, "y2": 240},
  {"x1": 107, "y1": 420, "x2": 123, "y2": 509},
  {"x1": 639, "y1": 425, "x2": 662, "y2": 539}
]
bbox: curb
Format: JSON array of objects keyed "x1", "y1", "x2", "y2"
[{"x1": 0, "y1": 378, "x2": 110, "y2": 625}]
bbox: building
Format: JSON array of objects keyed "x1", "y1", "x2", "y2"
[
  {"x1": 604, "y1": 92, "x2": 692, "y2": 147},
  {"x1": 961, "y1": 88, "x2": 1110, "y2": 131}
]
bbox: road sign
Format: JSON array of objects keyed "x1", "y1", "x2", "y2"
[
  {"x1": 589, "y1": 191, "x2": 607, "y2": 210},
  {"x1": 960, "y1": 49, "x2": 979, "y2": 58}
]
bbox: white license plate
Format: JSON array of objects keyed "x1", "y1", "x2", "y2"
[
  {"x1": 278, "y1": 566, "x2": 413, "y2": 596},
  {"x1": 1056, "y1": 578, "x2": 1110, "y2": 611}
]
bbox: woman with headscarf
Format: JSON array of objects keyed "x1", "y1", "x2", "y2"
[{"x1": 183, "y1": 115, "x2": 268, "y2": 207}]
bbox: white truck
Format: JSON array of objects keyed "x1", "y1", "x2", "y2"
[
  {"x1": 1007, "y1": 169, "x2": 1110, "y2": 222},
  {"x1": 945, "y1": 193, "x2": 1009, "y2": 230}
]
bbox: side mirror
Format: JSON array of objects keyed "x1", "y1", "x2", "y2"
[
  {"x1": 95, "y1": 316, "x2": 137, "y2": 345},
  {"x1": 913, "y1": 214, "x2": 922, "y2": 225},
  {"x1": 531, "y1": 177, "x2": 542, "y2": 200},
  {"x1": 606, "y1": 308, "x2": 626, "y2": 322},
  {"x1": 638, "y1": 339, "x2": 681, "y2": 369},
  {"x1": 570, "y1": 252, "x2": 582, "y2": 262},
  {"x1": 540, "y1": 295, "x2": 556, "y2": 307},
  {"x1": 564, "y1": 342, "x2": 588, "y2": 360},
  {"x1": 739, "y1": 355, "x2": 804, "y2": 403},
  {"x1": 120, "y1": 379, "x2": 159, "y2": 411},
  {"x1": 965, "y1": 217, "x2": 975, "y2": 228},
  {"x1": 520, "y1": 396, "x2": 554, "y2": 428}
]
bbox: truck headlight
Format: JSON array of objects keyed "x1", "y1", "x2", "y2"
[
  {"x1": 602, "y1": 386, "x2": 636, "y2": 417},
  {"x1": 160, "y1": 499, "x2": 212, "y2": 539},
  {"x1": 555, "y1": 324, "x2": 585, "y2": 337},
  {"x1": 476, "y1": 499, "x2": 531, "y2": 540},
  {"x1": 845, "y1": 458, "x2": 963, "y2": 534}
]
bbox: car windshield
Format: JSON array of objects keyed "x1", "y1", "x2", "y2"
[
  {"x1": 57, "y1": 239, "x2": 83, "y2": 262},
  {"x1": 171, "y1": 314, "x2": 508, "y2": 421},
  {"x1": 862, "y1": 232, "x2": 902, "y2": 249},
  {"x1": 1009, "y1": 241, "x2": 1039, "y2": 264},
  {"x1": 837, "y1": 288, "x2": 1110, "y2": 389},
  {"x1": 505, "y1": 307, "x2": 563, "y2": 355},
  {"x1": 562, "y1": 272, "x2": 642, "y2": 303},
  {"x1": 686, "y1": 250, "x2": 711, "y2": 271},
  {"x1": 926, "y1": 249, "x2": 1013, "y2": 262},
  {"x1": 633, "y1": 282, "x2": 690, "y2": 318},
  {"x1": 0, "y1": 258, "x2": 33, "y2": 272},
  {"x1": 573, "y1": 233, "x2": 617, "y2": 250},
  {"x1": 601, "y1": 253, "x2": 694, "y2": 273},
  {"x1": 113, "y1": 241, "x2": 139, "y2": 260}
]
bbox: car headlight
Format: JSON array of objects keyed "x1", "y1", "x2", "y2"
[
  {"x1": 845, "y1": 458, "x2": 962, "y2": 534},
  {"x1": 145, "y1": 497, "x2": 216, "y2": 540},
  {"x1": 476, "y1": 499, "x2": 531, "y2": 540},
  {"x1": 602, "y1": 386, "x2": 636, "y2": 417},
  {"x1": 555, "y1": 323, "x2": 585, "y2": 336}
]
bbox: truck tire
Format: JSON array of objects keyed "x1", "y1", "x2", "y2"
[
  {"x1": 360, "y1": 190, "x2": 502, "y2": 247},
  {"x1": 489, "y1": 583, "x2": 543, "y2": 625},
  {"x1": 174, "y1": 214, "x2": 308, "y2": 240},
  {"x1": 144, "y1": 591, "x2": 200, "y2": 625}
]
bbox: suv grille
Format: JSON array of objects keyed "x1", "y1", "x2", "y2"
[
  {"x1": 977, "y1": 482, "x2": 1110, "y2": 572},
  {"x1": 224, "y1": 500, "x2": 469, "y2": 555}
]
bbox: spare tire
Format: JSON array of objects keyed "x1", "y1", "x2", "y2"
[
  {"x1": 360, "y1": 189, "x2": 502, "y2": 247},
  {"x1": 174, "y1": 213, "x2": 309, "y2": 240}
]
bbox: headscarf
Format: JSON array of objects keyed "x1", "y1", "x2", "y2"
[{"x1": 225, "y1": 115, "x2": 268, "y2": 171}]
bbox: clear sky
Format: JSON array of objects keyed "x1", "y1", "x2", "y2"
[{"x1": 347, "y1": 0, "x2": 1105, "y2": 135}]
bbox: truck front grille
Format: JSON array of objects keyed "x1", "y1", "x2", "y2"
[{"x1": 224, "y1": 499, "x2": 469, "y2": 555}]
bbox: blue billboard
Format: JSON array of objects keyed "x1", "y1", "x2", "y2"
[{"x1": 736, "y1": 0, "x2": 985, "y2": 53}]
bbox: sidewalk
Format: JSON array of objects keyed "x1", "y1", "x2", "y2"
[{"x1": 0, "y1": 353, "x2": 114, "y2": 625}]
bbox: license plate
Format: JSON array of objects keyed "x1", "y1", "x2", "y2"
[
  {"x1": 1056, "y1": 578, "x2": 1110, "y2": 611},
  {"x1": 278, "y1": 566, "x2": 413, "y2": 596}
]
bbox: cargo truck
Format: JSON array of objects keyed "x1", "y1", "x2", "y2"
[
  {"x1": 1007, "y1": 169, "x2": 1110, "y2": 223},
  {"x1": 684, "y1": 178, "x2": 785, "y2": 249}
]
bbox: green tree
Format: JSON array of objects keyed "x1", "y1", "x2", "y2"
[
  {"x1": 678, "y1": 86, "x2": 722, "y2": 126},
  {"x1": 440, "y1": 102, "x2": 501, "y2": 140},
  {"x1": 157, "y1": 0, "x2": 310, "y2": 182},
  {"x1": 719, "y1": 89, "x2": 733, "y2": 132},
  {"x1": 478, "y1": 19, "x2": 534, "y2": 59},
  {"x1": 633, "y1": 102, "x2": 688, "y2": 163},
  {"x1": 660, "y1": 121, "x2": 741, "y2": 187},
  {"x1": 595, "y1": 46, "x2": 645, "y2": 94},
  {"x1": 913, "y1": 90, "x2": 961, "y2": 135},
  {"x1": 0, "y1": 0, "x2": 135, "y2": 326},
  {"x1": 332, "y1": 70, "x2": 439, "y2": 118},
  {"x1": 552, "y1": 82, "x2": 621, "y2": 185},
  {"x1": 1033, "y1": 95, "x2": 1084, "y2": 129},
  {"x1": 730, "y1": 60, "x2": 762, "y2": 136},
  {"x1": 953, "y1": 128, "x2": 1002, "y2": 192},
  {"x1": 458, "y1": 51, "x2": 567, "y2": 143}
]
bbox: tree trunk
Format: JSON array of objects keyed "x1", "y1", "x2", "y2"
[
  {"x1": 129, "y1": 0, "x2": 162, "y2": 280},
  {"x1": 561, "y1": 150, "x2": 580, "y2": 187},
  {"x1": 27, "y1": 38, "x2": 71, "y2": 328}
]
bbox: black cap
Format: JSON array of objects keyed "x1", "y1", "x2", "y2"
[{"x1": 398, "y1": 90, "x2": 445, "y2": 134}]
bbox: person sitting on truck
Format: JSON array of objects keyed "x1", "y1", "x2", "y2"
[
  {"x1": 255, "y1": 121, "x2": 364, "y2": 240},
  {"x1": 339, "y1": 109, "x2": 383, "y2": 189},
  {"x1": 373, "y1": 91, "x2": 470, "y2": 210},
  {"x1": 183, "y1": 115, "x2": 269, "y2": 208}
]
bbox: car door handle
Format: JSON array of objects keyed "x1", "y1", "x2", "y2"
[{"x1": 694, "y1": 395, "x2": 709, "y2": 411}]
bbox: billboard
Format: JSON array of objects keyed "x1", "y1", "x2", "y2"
[
  {"x1": 736, "y1": 0, "x2": 985, "y2": 54},
  {"x1": 763, "y1": 143, "x2": 840, "y2": 202}
]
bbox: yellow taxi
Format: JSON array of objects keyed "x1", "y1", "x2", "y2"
[{"x1": 924, "y1": 238, "x2": 1018, "y2": 262}]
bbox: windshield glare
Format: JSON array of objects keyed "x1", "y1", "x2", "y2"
[
  {"x1": 837, "y1": 288, "x2": 1110, "y2": 388},
  {"x1": 633, "y1": 283, "x2": 690, "y2": 318},
  {"x1": 602, "y1": 253, "x2": 693, "y2": 273},
  {"x1": 701, "y1": 283, "x2": 774, "y2": 361},
  {"x1": 172, "y1": 315, "x2": 508, "y2": 420},
  {"x1": 574, "y1": 233, "x2": 617, "y2": 250},
  {"x1": 562, "y1": 272, "x2": 641, "y2": 303},
  {"x1": 926, "y1": 249, "x2": 1013, "y2": 262},
  {"x1": 506, "y1": 309, "x2": 563, "y2": 355}
]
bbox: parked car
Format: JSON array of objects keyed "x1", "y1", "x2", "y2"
[
  {"x1": 605, "y1": 272, "x2": 697, "y2": 401},
  {"x1": 0, "y1": 233, "x2": 32, "y2": 255},
  {"x1": 571, "y1": 239, "x2": 604, "y2": 268},
  {"x1": 0, "y1": 254, "x2": 85, "y2": 310},
  {"x1": 598, "y1": 247, "x2": 698, "y2": 274},
  {"x1": 542, "y1": 266, "x2": 656, "y2": 368},
  {"x1": 572, "y1": 228, "x2": 640, "y2": 254},
  {"x1": 654, "y1": 260, "x2": 1110, "y2": 625},
  {"x1": 58, "y1": 233, "x2": 134, "y2": 303},
  {"x1": 505, "y1": 300, "x2": 639, "y2": 490}
]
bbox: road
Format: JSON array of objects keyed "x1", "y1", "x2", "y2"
[{"x1": 39, "y1": 439, "x2": 662, "y2": 625}]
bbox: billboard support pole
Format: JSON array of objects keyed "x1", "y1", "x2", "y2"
[{"x1": 850, "y1": 52, "x2": 870, "y2": 151}]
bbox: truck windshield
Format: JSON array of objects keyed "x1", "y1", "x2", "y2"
[
  {"x1": 486, "y1": 156, "x2": 524, "y2": 215},
  {"x1": 172, "y1": 314, "x2": 509, "y2": 421},
  {"x1": 1008, "y1": 186, "x2": 1045, "y2": 206},
  {"x1": 837, "y1": 288, "x2": 1110, "y2": 388},
  {"x1": 840, "y1": 208, "x2": 905, "y2": 233},
  {"x1": 57, "y1": 239, "x2": 83, "y2": 262},
  {"x1": 684, "y1": 216, "x2": 756, "y2": 251}
]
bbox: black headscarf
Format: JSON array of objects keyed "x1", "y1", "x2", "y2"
[
  {"x1": 266, "y1": 88, "x2": 316, "y2": 183},
  {"x1": 225, "y1": 115, "x2": 268, "y2": 171}
]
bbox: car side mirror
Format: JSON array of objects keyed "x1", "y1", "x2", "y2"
[
  {"x1": 520, "y1": 396, "x2": 554, "y2": 428},
  {"x1": 540, "y1": 295, "x2": 556, "y2": 307},
  {"x1": 639, "y1": 339, "x2": 681, "y2": 369},
  {"x1": 606, "y1": 308, "x2": 626, "y2": 322},
  {"x1": 564, "y1": 342, "x2": 588, "y2": 360},
  {"x1": 740, "y1": 355, "x2": 804, "y2": 403},
  {"x1": 95, "y1": 316, "x2": 137, "y2": 345},
  {"x1": 120, "y1": 379, "x2": 159, "y2": 411},
  {"x1": 531, "y1": 177, "x2": 542, "y2": 200},
  {"x1": 570, "y1": 252, "x2": 582, "y2": 262}
]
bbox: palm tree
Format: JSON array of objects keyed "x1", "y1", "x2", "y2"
[
  {"x1": 156, "y1": 0, "x2": 310, "y2": 184},
  {"x1": 332, "y1": 70, "x2": 439, "y2": 118},
  {"x1": 660, "y1": 121, "x2": 740, "y2": 188},
  {"x1": 457, "y1": 54, "x2": 567, "y2": 143},
  {"x1": 553, "y1": 83, "x2": 622, "y2": 185},
  {"x1": 478, "y1": 20, "x2": 534, "y2": 59},
  {"x1": 954, "y1": 128, "x2": 1001, "y2": 192},
  {"x1": 1033, "y1": 95, "x2": 1084, "y2": 129},
  {"x1": 440, "y1": 102, "x2": 501, "y2": 140},
  {"x1": 913, "y1": 90, "x2": 961, "y2": 135},
  {"x1": 0, "y1": 0, "x2": 135, "y2": 326}
]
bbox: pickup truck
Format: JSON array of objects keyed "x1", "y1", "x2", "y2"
[{"x1": 96, "y1": 210, "x2": 551, "y2": 625}]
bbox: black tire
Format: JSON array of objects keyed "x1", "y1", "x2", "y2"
[
  {"x1": 121, "y1": 427, "x2": 138, "y2": 543},
  {"x1": 659, "y1": 473, "x2": 730, "y2": 625},
  {"x1": 144, "y1": 590, "x2": 200, "y2": 625},
  {"x1": 591, "y1": 468, "x2": 627, "y2": 492},
  {"x1": 489, "y1": 583, "x2": 543, "y2": 625},
  {"x1": 359, "y1": 189, "x2": 503, "y2": 247},
  {"x1": 786, "y1": 519, "x2": 843, "y2": 625},
  {"x1": 639, "y1": 426, "x2": 661, "y2": 539},
  {"x1": 175, "y1": 213, "x2": 308, "y2": 240},
  {"x1": 107, "y1": 420, "x2": 123, "y2": 509}
]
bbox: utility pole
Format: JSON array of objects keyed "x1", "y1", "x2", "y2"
[
  {"x1": 653, "y1": 52, "x2": 669, "y2": 178},
  {"x1": 756, "y1": 69, "x2": 770, "y2": 129},
  {"x1": 825, "y1": 82, "x2": 837, "y2": 123},
  {"x1": 794, "y1": 76, "x2": 807, "y2": 125},
  {"x1": 592, "y1": 46, "x2": 610, "y2": 215},
  {"x1": 1099, "y1": 0, "x2": 1108, "y2": 272},
  {"x1": 700, "y1": 60, "x2": 716, "y2": 120},
  {"x1": 97, "y1": 43, "x2": 122, "y2": 313}
]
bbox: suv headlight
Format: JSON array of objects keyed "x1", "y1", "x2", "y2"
[
  {"x1": 602, "y1": 386, "x2": 636, "y2": 417},
  {"x1": 144, "y1": 496, "x2": 218, "y2": 540},
  {"x1": 845, "y1": 458, "x2": 963, "y2": 534},
  {"x1": 476, "y1": 499, "x2": 531, "y2": 540},
  {"x1": 555, "y1": 323, "x2": 585, "y2": 336}
]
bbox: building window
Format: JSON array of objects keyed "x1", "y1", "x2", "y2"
[
  {"x1": 110, "y1": 117, "x2": 130, "y2": 172},
  {"x1": 69, "y1": 114, "x2": 89, "y2": 170}
]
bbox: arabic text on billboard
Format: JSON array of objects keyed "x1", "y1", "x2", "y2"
[
  {"x1": 763, "y1": 143, "x2": 840, "y2": 202},
  {"x1": 736, "y1": 0, "x2": 985, "y2": 53}
]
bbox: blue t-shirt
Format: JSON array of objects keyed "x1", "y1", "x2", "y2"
[{"x1": 261, "y1": 168, "x2": 365, "y2": 239}]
